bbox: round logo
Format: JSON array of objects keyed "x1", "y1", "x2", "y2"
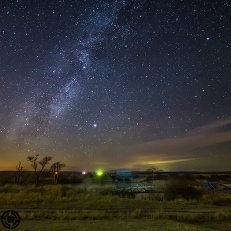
[{"x1": 1, "y1": 210, "x2": 20, "y2": 229}]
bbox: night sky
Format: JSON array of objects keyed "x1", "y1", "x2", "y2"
[{"x1": 0, "y1": 0, "x2": 230, "y2": 171}]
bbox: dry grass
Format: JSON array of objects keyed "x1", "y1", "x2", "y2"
[
  {"x1": 0, "y1": 183, "x2": 231, "y2": 223},
  {"x1": 9, "y1": 219, "x2": 223, "y2": 231},
  {"x1": 201, "y1": 190, "x2": 231, "y2": 205}
]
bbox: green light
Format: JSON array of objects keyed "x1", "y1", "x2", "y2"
[{"x1": 96, "y1": 169, "x2": 104, "y2": 176}]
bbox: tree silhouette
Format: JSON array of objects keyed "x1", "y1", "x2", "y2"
[
  {"x1": 27, "y1": 154, "x2": 53, "y2": 185},
  {"x1": 147, "y1": 166, "x2": 160, "y2": 172},
  {"x1": 50, "y1": 162, "x2": 66, "y2": 184},
  {"x1": 15, "y1": 161, "x2": 24, "y2": 184},
  {"x1": 146, "y1": 166, "x2": 163, "y2": 180}
]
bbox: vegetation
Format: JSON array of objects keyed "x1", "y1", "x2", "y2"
[
  {"x1": 27, "y1": 155, "x2": 53, "y2": 185},
  {"x1": 0, "y1": 172, "x2": 231, "y2": 230},
  {"x1": 50, "y1": 162, "x2": 66, "y2": 184},
  {"x1": 0, "y1": 183, "x2": 231, "y2": 220},
  {"x1": 9, "y1": 219, "x2": 228, "y2": 231},
  {"x1": 15, "y1": 161, "x2": 24, "y2": 184},
  {"x1": 165, "y1": 176, "x2": 203, "y2": 200}
]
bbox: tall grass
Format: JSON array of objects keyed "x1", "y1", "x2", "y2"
[
  {"x1": 17, "y1": 208, "x2": 231, "y2": 221},
  {"x1": 172, "y1": 209, "x2": 231, "y2": 223},
  {"x1": 1, "y1": 183, "x2": 231, "y2": 206},
  {"x1": 201, "y1": 190, "x2": 231, "y2": 205},
  {"x1": 0, "y1": 184, "x2": 126, "y2": 207},
  {"x1": 1, "y1": 183, "x2": 231, "y2": 222}
]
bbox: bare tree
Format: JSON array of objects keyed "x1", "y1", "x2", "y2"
[
  {"x1": 146, "y1": 166, "x2": 163, "y2": 181},
  {"x1": 147, "y1": 166, "x2": 159, "y2": 172},
  {"x1": 15, "y1": 161, "x2": 24, "y2": 184},
  {"x1": 27, "y1": 155, "x2": 53, "y2": 185},
  {"x1": 50, "y1": 162, "x2": 66, "y2": 184},
  {"x1": 27, "y1": 154, "x2": 39, "y2": 184}
]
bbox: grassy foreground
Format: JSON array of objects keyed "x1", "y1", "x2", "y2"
[
  {"x1": 0, "y1": 184, "x2": 231, "y2": 230},
  {"x1": 1, "y1": 219, "x2": 230, "y2": 231}
]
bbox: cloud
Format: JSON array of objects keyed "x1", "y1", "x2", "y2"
[
  {"x1": 131, "y1": 118, "x2": 231, "y2": 156},
  {"x1": 88, "y1": 118, "x2": 231, "y2": 171},
  {"x1": 187, "y1": 118, "x2": 231, "y2": 134}
]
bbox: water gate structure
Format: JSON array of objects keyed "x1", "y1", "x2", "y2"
[{"x1": 111, "y1": 170, "x2": 155, "y2": 196}]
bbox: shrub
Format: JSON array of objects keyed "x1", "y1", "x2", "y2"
[
  {"x1": 152, "y1": 207, "x2": 166, "y2": 219},
  {"x1": 201, "y1": 190, "x2": 231, "y2": 205},
  {"x1": 213, "y1": 209, "x2": 230, "y2": 221},
  {"x1": 130, "y1": 208, "x2": 142, "y2": 218},
  {"x1": 165, "y1": 179, "x2": 203, "y2": 200}
]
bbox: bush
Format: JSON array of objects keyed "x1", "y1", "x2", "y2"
[
  {"x1": 57, "y1": 174, "x2": 83, "y2": 184},
  {"x1": 201, "y1": 190, "x2": 231, "y2": 205},
  {"x1": 130, "y1": 208, "x2": 142, "y2": 218},
  {"x1": 165, "y1": 179, "x2": 203, "y2": 200},
  {"x1": 98, "y1": 188, "x2": 112, "y2": 196}
]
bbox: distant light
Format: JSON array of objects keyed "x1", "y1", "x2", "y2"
[
  {"x1": 82, "y1": 171, "x2": 86, "y2": 175},
  {"x1": 93, "y1": 123, "x2": 97, "y2": 128},
  {"x1": 96, "y1": 169, "x2": 104, "y2": 176},
  {"x1": 83, "y1": 65, "x2": 86, "y2": 69}
]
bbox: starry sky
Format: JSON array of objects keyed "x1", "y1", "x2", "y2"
[{"x1": 0, "y1": 0, "x2": 230, "y2": 171}]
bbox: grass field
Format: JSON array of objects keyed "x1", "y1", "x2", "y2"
[
  {"x1": 0, "y1": 179, "x2": 231, "y2": 230},
  {"x1": 1, "y1": 219, "x2": 231, "y2": 231}
]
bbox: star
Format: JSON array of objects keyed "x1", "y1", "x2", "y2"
[{"x1": 0, "y1": 0, "x2": 230, "y2": 172}]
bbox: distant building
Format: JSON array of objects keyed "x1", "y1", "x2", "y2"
[
  {"x1": 115, "y1": 170, "x2": 132, "y2": 183},
  {"x1": 202, "y1": 181, "x2": 210, "y2": 189}
]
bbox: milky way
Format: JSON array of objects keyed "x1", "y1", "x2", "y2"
[{"x1": 0, "y1": 0, "x2": 230, "y2": 171}]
